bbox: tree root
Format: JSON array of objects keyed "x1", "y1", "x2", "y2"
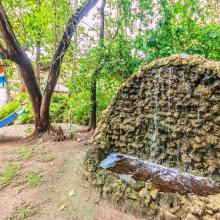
[
  {"x1": 49, "y1": 126, "x2": 66, "y2": 142},
  {"x1": 22, "y1": 125, "x2": 66, "y2": 142}
]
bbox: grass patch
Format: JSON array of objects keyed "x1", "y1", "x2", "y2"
[
  {"x1": 0, "y1": 163, "x2": 19, "y2": 189},
  {"x1": 24, "y1": 126, "x2": 33, "y2": 134},
  {"x1": 27, "y1": 171, "x2": 42, "y2": 187},
  {"x1": 10, "y1": 203, "x2": 38, "y2": 220},
  {"x1": 41, "y1": 154, "x2": 55, "y2": 162},
  {"x1": 19, "y1": 147, "x2": 35, "y2": 161}
]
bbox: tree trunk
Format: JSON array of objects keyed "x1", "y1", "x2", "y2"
[
  {"x1": 89, "y1": 0, "x2": 106, "y2": 130},
  {"x1": 90, "y1": 71, "x2": 97, "y2": 129},
  {"x1": 35, "y1": 41, "x2": 41, "y2": 85},
  {"x1": 15, "y1": 64, "x2": 26, "y2": 93},
  {"x1": 0, "y1": 0, "x2": 99, "y2": 138}
]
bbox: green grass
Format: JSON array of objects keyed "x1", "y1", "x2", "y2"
[
  {"x1": 41, "y1": 154, "x2": 55, "y2": 162},
  {"x1": 10, "y1": 203, "x2": 38, "y2": 220},
  {"x1": 18, "y1": 147, "x2": 35, "y2": 161},
  {"x1": 0, "y1": 164, "x2": 19, "y2": 189},
  {"x1": 27, "y1": 171, "x2": 42, "y2": 187},
  {"x1": 24, "y1": 126, "x2": 33, "y2": 134}
]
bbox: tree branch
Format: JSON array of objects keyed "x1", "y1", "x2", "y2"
[
  {"x1": 41, "y1": 0, "x2": 99, "y2": 118},
  {"x1": 0, "y1": 4, "x2": 23, "y2": 56},
  {"x1": 0, "y1": 44, "x2": 15, "y2": 61}
]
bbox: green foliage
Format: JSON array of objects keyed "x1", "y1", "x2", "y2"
[
  {"x1": 26, "y1": 171, "x2": 42, "y2": 187},
  {"x1": 2, "y1": 0, "x2": 72, "y2": 63},
  {"x1": 41, "y1": 154, "x2": 55, "y2": 163},
  {"x1": 18, "y1": 147, "x2": 35, "y2": 161},
  {"x1": 138, "y1": 0, "x2": 220, "y2": 61},
  {"x1": 0, "y1": 93, "x2": 71, "y2": 125},
  {"x1": 0, "y1": 164, "x2": 20, "y2": 189},
  {"x1": 0, "y1": 102, "x2": 19, "y2": 120},
  {"x1": 1, "y1": 0, "x2": 220, "y2": 128},
  {"x1": 50, "y1": 94, "x2": 71, "y2": 123}
]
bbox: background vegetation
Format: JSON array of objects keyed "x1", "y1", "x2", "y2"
[{"x1": 0, "y1": 0, "x2": 219, "y2": 126}]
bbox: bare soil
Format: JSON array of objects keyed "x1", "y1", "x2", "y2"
[{"x1": 0, "y1": 124, "x2": 142, "y2": 220}]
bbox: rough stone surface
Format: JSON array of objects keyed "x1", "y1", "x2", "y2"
[
  {"x1": 94, "y1": 54, "x2": 220, "y2": 178},
  {"x1": 84, "y1": 54, "x2": 220, "y2": 219}
]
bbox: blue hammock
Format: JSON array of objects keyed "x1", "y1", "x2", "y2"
[
  {"x1": 0, "y1": 75, "x2": 6, "y2": 88},
  {"x1": 0, "y1": 107, "x2": 25, "y2": 128}
]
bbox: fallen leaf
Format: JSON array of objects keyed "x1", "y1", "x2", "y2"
[{"x1": 59, "y1": 203, "x2": 66, "y2": 211}]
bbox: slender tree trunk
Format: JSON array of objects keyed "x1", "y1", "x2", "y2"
[
  {"x1": 35, "y1": 41, "x2": 41, "y2": 85},
  {"x1": 90, "y1": 70, "x2": 98, "y2": 129},
  {"x1": 89, "y1": 0, "x2": 106, "y2": 130}
]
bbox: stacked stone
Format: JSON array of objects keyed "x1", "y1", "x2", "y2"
[
  {"x1": 94, "y1": 54, "x2": 220, "y2": 179},
  {"x1": 85, "y1": 55, "x2": 220, "y2": 219}
]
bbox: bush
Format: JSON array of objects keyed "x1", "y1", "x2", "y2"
[{"x1": 0, "y1": 101, "x2": 19, "y2": 120}]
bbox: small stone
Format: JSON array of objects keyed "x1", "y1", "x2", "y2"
[
  {"x1": 214, "y1": 213, "x2": 220, "y2": 220},
  {"x1": 150, "y1": 189, "x2": 158, "y2": 200},
  {"x1": 159, "y1": 210, "x2": 179, "y2": 220},
  {"x1": 203, "y1": 113, "x2": 213, "y2": 120},
  {"x1": 211, "y1": 105, "x2": 219, "y2": 114},
  {"x1": 125, "y1": 188, "x2": 139, "y2": 200},
  {"x1": 185, "y1": 213, "x2": 200, "y2": 220},
  {"x1": 138, "y1": 188, "x2": 150, "y2": 198},
  {"x1": 159, "y1": 193, "x2": 173, "y2": 209},
  {"x1": 195, "y1": 136, "x2": 203, "y2": 144},
  {"x1": 148, "y1": 202, "x2": 158, "y2": 215},
  {"x1": 68, "y1": 190, "x2": 75, "y2": 197}
]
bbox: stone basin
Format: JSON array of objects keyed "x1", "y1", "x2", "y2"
[{"x1": 100, "y1": 153, "x2": 220, "y2": 196}]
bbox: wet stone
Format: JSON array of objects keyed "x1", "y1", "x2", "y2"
[{"x1": 100, "y1": 153, "x2": 220, "y2": 196}]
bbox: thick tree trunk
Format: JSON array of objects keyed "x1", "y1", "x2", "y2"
[
  {"x1": 0, "y1": 0, "x2": 99, "y2": 138},
  {"x1": 89, "y1": 0, "x2": 106, "y2": 130}
]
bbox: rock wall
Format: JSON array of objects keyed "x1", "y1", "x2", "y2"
[
  {"x1": 84, "y1": 55, "x2": 220, "y2": 219},
  {"x1": 94, "y1": 54, "x2": 220, "y2": 179}
]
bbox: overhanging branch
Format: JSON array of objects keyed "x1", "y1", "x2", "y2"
[
  {"x1": 0, "y1": 4, "x2": 22, "y2": 55},
  {"x1": 44, "y1": 0, "x2": 100, "y2": 94},
  {"x1": 41, "y1": 0, "x2": 99, "y2": 117}
]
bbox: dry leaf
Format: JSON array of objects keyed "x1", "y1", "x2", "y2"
[{"x1": 59, "y1": 203, "x2": 66, "y2": 211}]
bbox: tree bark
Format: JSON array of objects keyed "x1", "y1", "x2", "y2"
[
  {"x1": 35, "y1": 41, "x2": 41, "y2": 85},
  {"x1": 89, "y1": 0, "x2": 106, "y2": 130},
  {"x1": 15, "y1": 64, "x2": 26, "y2": 93},
  {"x1": 0, "y1": 0, "x2": 99, "y2": 136}
]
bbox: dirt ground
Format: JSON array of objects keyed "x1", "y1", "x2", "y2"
[{"x1": 0, "y1": 124, "x2": 142, "y2": 220}]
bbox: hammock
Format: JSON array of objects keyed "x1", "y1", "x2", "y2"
[{"x1": 0, "y1": 107, "x2": 25, "y2": 128}]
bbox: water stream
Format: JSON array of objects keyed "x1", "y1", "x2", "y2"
[{"x1": 100, "y1": 153, "x2": 220, "y2": 196}]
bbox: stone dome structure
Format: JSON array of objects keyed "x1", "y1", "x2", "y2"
[
  {"x1": 94, "y1": 54, "x2": 220, "y2": 178},
  {"x1": 84, "y1": 54, "x2": 220, "y2": 219}
]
